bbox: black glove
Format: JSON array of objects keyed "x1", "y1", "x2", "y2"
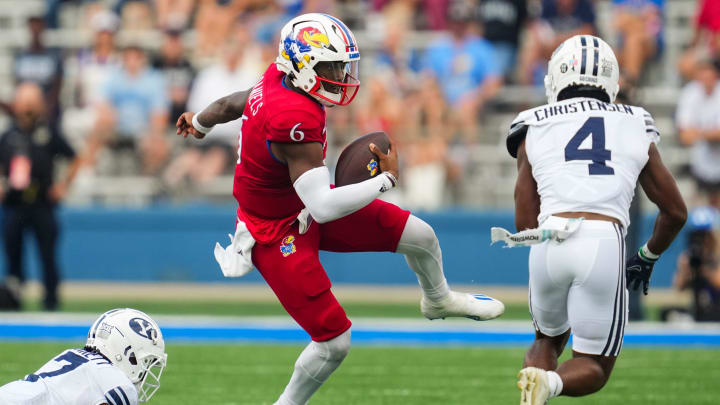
[{"x1": 626, "y1": 250, "x2": 657, "y2": 295}]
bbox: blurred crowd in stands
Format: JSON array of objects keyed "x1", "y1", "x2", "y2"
[{"x1": 0, "y1": 0, "x2": 718, "y2": 211}]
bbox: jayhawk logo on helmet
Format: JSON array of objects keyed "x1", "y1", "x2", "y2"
[
  {"x1": 282, "y1": 27, "x2": 331, "y2": 68},
  {"x1": 297, "y1": 27, "x2": 330, "y2": 51},
  {"x1": 282, "y1": 27, "x2": 330, "y2": 68}
]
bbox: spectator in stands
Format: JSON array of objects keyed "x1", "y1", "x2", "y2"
[
  {"x1": 518, "y1": 0, "x2": 596, "y2": 85},
  {"x1": 166, "y1": 32, "x2": 261, "y2": 188},
  {"x1": 0, "y1": 82, "x2": 81, "y2": 311},
  {"x1": 420, "y1": 1, "x2": 503, "y2": 142},
  {"x1": 371, "y1": 0, "x2": 451, "y2": 30},
  {"x1": 421, "y1": 0, "x2": 452, "y2": 30},
  {"x1": 676, "y1": 58, "x2": 720, "y2": 206},
  {"x1": 14, "y1": 15, "x2": 63, "y2": 118},
  {"x1": 480, "y1": 0, "x2": 528, "y2": 80},
  {"x1": 46, "y1": 0, "x2": 99, "y2": 29},
  {"x1": 673, "y1": 207, "x2": 720, "y2": 321},
  {"x1": 153, "y1": 28, "x2": 195, "y2": 126},
  {"x1": 117, "y1": 0, "x2": 155, "y2": 30},
  {"x1": 194, "y1": 0, "x2": 248, "y2": 58},
  {"x1": 611, "y1": 0, "x2": 664, "y2": 86},
  {"x1": 90, "y1": 46, "x2": 169, "y2": 176},
  {"x1": 679, "y1": 0, "x2": 720, "y2": 80},
  {"x1": 154, "y1": 0, "x2": 196, "y2": 30},
  {"x1": 63, "y1": 10, "x2": 121, "y2": 147},
  {"x1": 357, "y1": 2, "x2": 419, "y2": 138}
]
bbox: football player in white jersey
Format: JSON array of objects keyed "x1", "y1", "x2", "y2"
[
  {"x1": 502, "y1": 35, "x2": 687, "y2": 404},
  {"x1": 0, "y1": 308, "x2": 167, "y2": 405}
]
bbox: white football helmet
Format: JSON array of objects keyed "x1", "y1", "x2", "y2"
[
  {"x1": 276, "y1": 13, "x2": 360, "y2": 106},
  {"x1": 86, "y1": 309, "x2": 167, "y2": 402},
  {"x1": 544, "y1": 35, "x2": 620, "y2": 104}
]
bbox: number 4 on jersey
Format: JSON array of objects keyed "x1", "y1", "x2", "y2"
[{"x1": 565, "y1": 117, "x2": 614, "y2": 175}]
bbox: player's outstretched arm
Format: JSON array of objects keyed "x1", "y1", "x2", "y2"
[
  {"x1": 273, "y1": 140, "x2": 399, "y2": 224},
  {"x1": 514, "y1": 141, "x2": 541, "y2": 231},
  {"x1": 176, "y1": 90, "x2": 251, "y2": 139},
  {"x1": 639, "y1": 144, "x2": 687, "y2": 255},
  {"x1": 627, "y1": 143, "x2": 688, "y2": 295}
]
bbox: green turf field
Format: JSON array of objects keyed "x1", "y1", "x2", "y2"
[
  {"x1": 0, "y1": 342, "x2": 717, "y2": 404},
  {"x1": 20, "y1": 298, "x2": 533, "y2": 319},
  {"x1": 17, "y1": 298, "x2": 665, "y2": 321}
]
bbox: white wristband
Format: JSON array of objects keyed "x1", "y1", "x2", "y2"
[
  {"x1": 380, "y1": 171, "x2": 397, "y2": 192},
  {"x1": 192, "y1": 112, "x2": 214, "y2": 134},
  {"x1": 640, "y1": 243, "x2": 660, "y2": 261}
]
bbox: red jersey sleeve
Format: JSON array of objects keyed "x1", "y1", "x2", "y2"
[{"x1": 266, "y1": 110, "x2": 324, "y2": 144}]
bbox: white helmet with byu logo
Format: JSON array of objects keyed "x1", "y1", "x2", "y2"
[
  {"x1": 544, "y1": 35, "x2": 619, "y2": 104},
  {"x1": 86, "y1": 308, "x2": 167, "y2": 402},
  {"x1": 276, "y1": 13, "x2": 360, "y2": 106}
]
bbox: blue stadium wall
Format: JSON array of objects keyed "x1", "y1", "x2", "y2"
[{"x1": 6, "y1": 204, "x2": 687, "y2": 287}]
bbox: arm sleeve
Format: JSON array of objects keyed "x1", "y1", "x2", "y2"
[
  {"x1": 293, "y1": 166, "x2": 396, "y2": 224},
  {"x1": 267, "y1": 111, "x2": 324, "y2": 144}
]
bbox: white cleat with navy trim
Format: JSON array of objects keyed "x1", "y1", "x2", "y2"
[
  {"x1": 518, "y1": 367, "x2": 551, "y2": 405},
  {"x1": 420, "y1": 291, "x2": 505, "y2": 321}
]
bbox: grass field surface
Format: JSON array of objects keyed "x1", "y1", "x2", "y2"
[
  {"x1": 16, "y1": 298, "x2": 669, "y2": 322},
  {"x1": 0, "y1": 342, "x2": 718, "y2": 404},
  {"x1": 18, "y1": 299, "x2": 530, "y2": 320},
  {"x1": 16, "y1": 281, "x2": 682, "y2": 321}
]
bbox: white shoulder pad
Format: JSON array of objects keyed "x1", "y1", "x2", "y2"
[
  {"x1": 507, "y1": 108, "x2": 538, "y2": 158},
  {"x1": 638, "y1": 107, "x2": 660, "y2": 144}
]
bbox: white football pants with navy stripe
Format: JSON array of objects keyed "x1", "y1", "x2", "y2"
[{"x1": 528, "y1": 216, "x2": 627, "y2": 356}]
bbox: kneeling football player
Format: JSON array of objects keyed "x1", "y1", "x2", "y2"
[
  {"x1": 0, "y1": 308, "x2": 168, "y2": 404},
  {"x1": 176, "y1": 13, "x2": 504, "y2": 405}
]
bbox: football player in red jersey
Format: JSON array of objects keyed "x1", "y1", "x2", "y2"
[{"x1": 176, "y1": 14, "x2": 504, "y2": 404}]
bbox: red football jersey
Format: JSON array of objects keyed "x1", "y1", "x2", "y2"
[{"x1": 233, "y1": 64, "x2": 327, "y2": 244}]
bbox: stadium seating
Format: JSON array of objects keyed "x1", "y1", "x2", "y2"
[{"x1": 0, "y1": 0, "x2": 698, "y2": 208}]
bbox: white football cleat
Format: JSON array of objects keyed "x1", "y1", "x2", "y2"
[
  {"x1": 421, "y1": 291, "x2": 504, "y2": 321},
  {"x1": 517, "y1": 367, "x2": 551, "y2": 405}
]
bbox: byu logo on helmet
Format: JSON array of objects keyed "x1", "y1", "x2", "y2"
[{"x1": 130, "y1": 317, "x2": 157, "y2": 340}]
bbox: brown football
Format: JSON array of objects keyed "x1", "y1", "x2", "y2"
[{"x1": 334, "y1": 131, "x2": 390, "y2": 186}]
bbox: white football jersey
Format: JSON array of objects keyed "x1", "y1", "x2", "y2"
[
  {"x1": 0, "y1": 348, "x2": 138, "y2": 405},
  {"x1": 507, "y1": 97, "x2": 659, "y2": 229}
]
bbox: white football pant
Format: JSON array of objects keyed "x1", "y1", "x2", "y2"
[{"x1": 528, "y1": 216, "x2": 627, "y2": 356}]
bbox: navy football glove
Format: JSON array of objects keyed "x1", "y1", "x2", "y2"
[{"x1": 626, "y1": 250, "x2": 657, "y2": 295}]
